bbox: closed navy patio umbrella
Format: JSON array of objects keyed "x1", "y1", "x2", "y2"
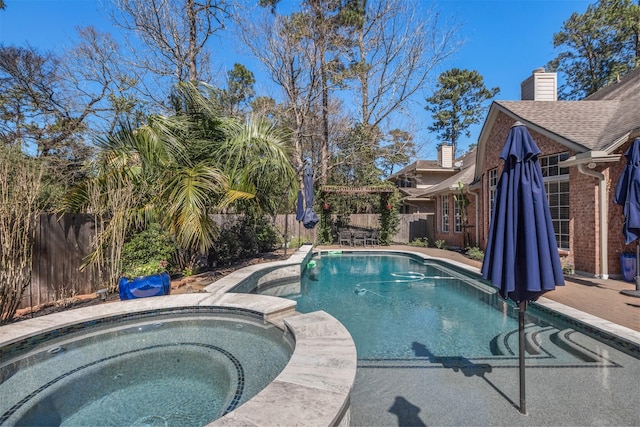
[
  {"x1": 294, "y1": 188, "x2": 304, "y2": 245},
  {"x1": 481, "y1": 123, "x2": 565, "y2": 414},
  {"x1": 302, "y1": 166, "x2": 319, "y2": 229},
  {"x1": 295, "y1": 189, "x2": 304, "y2": 222},
  {"x1": 614, "y1": 137, "x2": 640, "y2": 297}
]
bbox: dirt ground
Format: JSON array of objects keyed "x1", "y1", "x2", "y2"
[{"x1": 10, "y1": 250, "x2": 288, "y2": 323}]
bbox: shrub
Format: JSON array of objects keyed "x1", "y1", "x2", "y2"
[
  {"x1": 409, "y1": 237, "x2": 429, "y2": 247},
  {"x1": 121, "y1": 224, "x2": 177, "y2": 277},
  {"x1": 561, "y1": 257, "x2": 574, "y2": 275},
  {"x1": 434, "y1": 239, "x2": 447, "y2": 249},
  {"x1": 465, "y1": 246, "x2": 484, "y2": 261},
  {"x1": 288, "y1": 236, "x2": 312, "y2": 249},
  {"x1": 209, "y1": 216, "x2": 282, "y2": 266}
]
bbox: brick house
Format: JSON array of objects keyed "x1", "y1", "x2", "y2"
[
  {"x1": 413, "y1": 148, "x2": 478, "y2": 249},
  {"x1": 387, "y1": 145, "x2": 464, "y2": 215},
  {"x1": 470, "y1": 67, "x2": 640, "y2": 279}
]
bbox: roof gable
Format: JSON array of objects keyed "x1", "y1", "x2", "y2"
[{"x1": 475, "y1": 69, "x2": 640, "y2": 180}]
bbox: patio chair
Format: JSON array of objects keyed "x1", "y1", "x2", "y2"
[
  {"x1": 353, "y1": 230, "x2": 366, "y2": 246},
  {"x1": 365, "y1": 229, "x2": 379, "y2": 246},
  {"x1": 339, "y1": 230, "x2": 352, "y2": 246}
]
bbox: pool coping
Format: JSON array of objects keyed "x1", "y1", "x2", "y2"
[
  {"x1": 3, "y1": 245, "x2": 638, "y2": 426},
  {"x1": 311, "y1": 248, "x2": 640, "y2": 352},
  {"x1": 0, "y1": 245, "x2": 357, "y2": 427}
]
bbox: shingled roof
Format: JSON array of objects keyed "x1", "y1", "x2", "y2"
[
  {"x1": 388, "y1": 160, "x2": 446, "y2": 180},
  {"x1": 493, "y1": 68, "x2": 640, "y2": 152},
  {"x1": 475, "y1": 68, "x2": 640, "y2": 180},
  {"x1": 494, "y1": 100, "x2": 623, "y2": 151},
  {"x1": 419, "y1": 149, "x2": 477, "y2": 197}
]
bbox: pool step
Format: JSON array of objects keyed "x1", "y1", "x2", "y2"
[
  {"x1": 549, "y1": 328, "x2": 603, "y2": 362},
  {"x1": 491, "y1": 325, "x2": 604, "y2": 363}
]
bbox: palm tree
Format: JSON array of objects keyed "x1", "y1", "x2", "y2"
[{"x1": 64, "y1": 82, "x2": 295, "y2": 288}]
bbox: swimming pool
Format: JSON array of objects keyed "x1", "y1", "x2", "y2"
[
  {"x1": 0, "y1": 309, "x2": 293, "y2": 426},
  {"x1": 254, "y1": 252, "x2": 637, "y2": 366}
]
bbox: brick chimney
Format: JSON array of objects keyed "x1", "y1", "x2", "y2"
[
  {"x1": 438, "y1": 144, "x2": 453, "y2": 168},
  {"x1": 521, "y1": 67, "x2": 557, "y2": 101}
]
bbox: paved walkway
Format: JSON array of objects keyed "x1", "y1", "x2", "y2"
[{"x1": 317, "y1": 245, "x2": 640, "y2": 332}]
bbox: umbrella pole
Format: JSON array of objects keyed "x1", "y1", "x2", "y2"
[
  {"x1": 636, "y1": 239, "x2": 640, "y2": 290},
  {"x1": 518, "y1": 301, "x2": 528, "y2": 415}
]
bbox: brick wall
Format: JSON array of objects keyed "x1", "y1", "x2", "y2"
[
  {"x1": 479, "y1": 113, "x2": 600, "y2": 273},
  {"x1": 608, "y1": 139, "x2": 637, "y2": 275},
  {"x1": 478, "y1": 112, "x2": 635, "y2": 277}
]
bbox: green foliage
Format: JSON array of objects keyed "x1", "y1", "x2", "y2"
[
  {"x1": 378, "y1": 188, "x2": 401, "y2": 245},
  {"x1": 121, "y1": 224, "x2": 176, "y2": 278},
  {"x1": 548, "y1": 0, "x2": 640, "y2": 100},
  {"x1": 379, "y1": 128, "x2": 416, "y2": 177},
  {"x1": 208, "y1": 216, "x2": 282, "y2": 266},
  {"x1": 434, "y1": 239, "x2": 446, "y2": 249},
  {"x1": 425, "y1": 68, "x2": 499, "y2": 157},
  {"x1": 217, "y1": 63, "x2": 256, "y2": 116},
  {"x1": 316, "y1": 217, "x2": 334, "y2": 245},
  {"x1": 561, "y1": 257, "x2": 574, "y2": 275},
  {"x1": 409, "y1": 237, "x2": 429, "y2": 247},
  {"x1": 288, "y1": 236, "x2": 312, "y2": 249},
  {"x1": 333, "y1": 123, "x2": 384, "y2": 185},
  {"x1": 465, "y1": 246, "x2": 484, "y2": 261}
]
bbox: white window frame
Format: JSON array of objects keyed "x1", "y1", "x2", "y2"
[
  {"x1": 454, "y1": 196, "x2": 462, "y2": 233},
  {"x1": 540, "y1": 152, "x2": 570, "y2": 250},
  {"x1": 441, "y1": 195, "x2": 449, "y2": 232},
  {"x1": 488, "y1": 168, "x2": 498, "y2": 221}
]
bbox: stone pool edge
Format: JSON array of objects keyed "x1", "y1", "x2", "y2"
[
  {"x1": 311, "y1": 248, "x2": 640, "y2": 352},
  {"x1": 0, "y1": 245, "x2": 357, "y2": 427}
]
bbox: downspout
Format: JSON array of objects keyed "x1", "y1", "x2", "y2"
[
  {"x1": 577, "y1": 164, "x2": 608, "y2": 279},
  {"x1": 468, "y1": 188, "x2": 480, "y2": 247}
]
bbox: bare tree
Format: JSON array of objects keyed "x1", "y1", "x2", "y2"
[
  {"x1": 0, "y1": 147, "x2": 44, "y2": 324},
  {"x1": 108, "y1": 0, "x2": 233, "y2": 105},
  {"x1": 0, "y1": 29, "x2": 139, "y2": 191},
  {"x1": 236, "y1": 11, "x2": 321, "y2": 177},
  {"x1": 347, "y1": 0, "x2": 460, "y2": 135}
]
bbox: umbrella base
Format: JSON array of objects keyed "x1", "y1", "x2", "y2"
[{"x1": 620, "y1": 289, "x2": 640, "y2": 298}]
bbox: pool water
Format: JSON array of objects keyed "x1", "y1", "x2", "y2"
[
  {"x1": 0, "y1": 312, "x2": 293, "y2": 426},
  {"x1": 258, "y1": 253, "x2": 618, "y2": 366}
]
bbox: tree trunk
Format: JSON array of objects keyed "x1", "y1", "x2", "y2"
[{"x1": 187, "y1": 0, "x2": 198, "y2": 81}]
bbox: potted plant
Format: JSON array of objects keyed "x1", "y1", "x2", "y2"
[
  {"x1": 119, "y1": 259, "x2": 171, "y2": 300},
  {"x1": 118, "y1": 224, "x2": 176, "y2": 300}
]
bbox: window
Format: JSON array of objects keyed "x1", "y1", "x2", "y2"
[
  {"x1": 488, "y1": 168, "x2": 498, "y2": 221},
  {"x1": 540, "y1": 153, "x2": 570, "y2": 250},
  {"x1": 454, "y1": 196, "x2": 462, "y2": 233},
  {"x1": 396, "y1": 178, "x2": 413, "y2": 188},
  {"x1": 441, "y1": 195, "x2": 449, "y2": 232},
  {"x1": 540, "y1": 153, "x2": 570, "y2": 178}
]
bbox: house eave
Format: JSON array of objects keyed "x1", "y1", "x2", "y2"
[{"x1": 558, "y1": 151, "x2": 621, "y2": 168}]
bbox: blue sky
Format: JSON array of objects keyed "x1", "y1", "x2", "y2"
[{"x1": 1, "y1": 0, "x2": 592, "y2": 159}]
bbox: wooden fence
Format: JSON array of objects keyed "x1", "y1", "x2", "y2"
[
  {"x1": 27, "y1": 214, "x2": 105, "y2": 308},
  {"x1": 24, "y1": 212, "x2": 434, "y2": 308}
]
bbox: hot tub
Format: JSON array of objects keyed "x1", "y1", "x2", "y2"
[{"x1": 1, "y1": 308, "x2": 293, "y2": 426}]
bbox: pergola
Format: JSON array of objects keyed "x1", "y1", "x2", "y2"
[
  {"x1": 318, "y1": 185, "x2": 398, "y2": 245},
  {"x1": 320, "y1": 185, "x2": 396, "y2": 195}
]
